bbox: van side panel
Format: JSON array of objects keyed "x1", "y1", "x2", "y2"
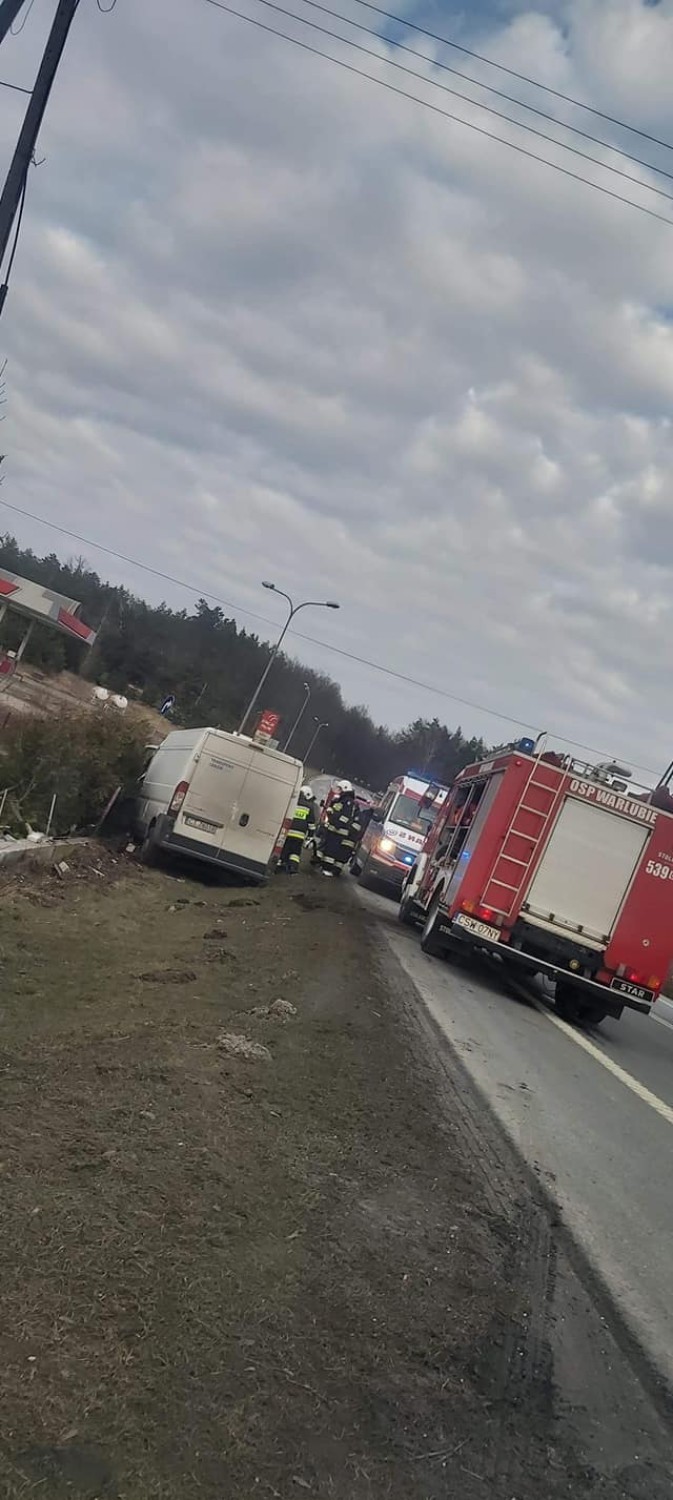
[{"x1": 135, "y1": 730, "x2": 204, "y2": 836}]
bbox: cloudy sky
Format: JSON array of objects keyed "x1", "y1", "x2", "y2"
[{"x1": 1, "y1": 0, "x2": 673, "y2": 777}]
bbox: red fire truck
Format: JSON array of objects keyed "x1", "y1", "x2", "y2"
[{"x1": 398, "y1": 741, "x2": 673, "y2": 1026}]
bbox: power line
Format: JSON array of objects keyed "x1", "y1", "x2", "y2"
[
  {"x1": 203, "y1": 1, "x2": 673, "y2": 228},
  {"x1": 0, "y1": 496, "x2": 659, "y2": 775},
  {"x1": 296, "y1": 0, "x2": 673, "y2": 188},
  {"x1": 0, "y1": 79, "x2": 32, "y2": 95},
  {"x1": 0, "y1": 1, "x2": 656, "y2": 767},
  {"x1": 289, "y1": 635, "x2": 659, "y2": 775},
  {"x1": 0, "y1": 499, "x2": 275, "y2": 628},
  {"x1": 218, "y1": 0, "x2": 673, "y2": 207},
  {"x1": 350, "y1": 0, "x2": 673, "y2": 156}
]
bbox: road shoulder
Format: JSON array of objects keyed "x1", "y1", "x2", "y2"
[
  {"x1": 373, "y1": 936, "x2": 673, "y2": 1498},
  {"x1": 0, "y1": 853, "x2": 671, "y2": 1498}
]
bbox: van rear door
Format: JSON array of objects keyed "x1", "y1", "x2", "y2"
[
  {"x1": 223, "y1": 744, "x2": 301, "y2": 871},
  {"x1": 176, "y1": 733, "x2": 251, "y2": 855},
  {"x1": 175, "y1": 734, "x2": 301, "y2": 875}
]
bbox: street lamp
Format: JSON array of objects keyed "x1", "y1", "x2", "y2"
[
  {"x1": 283, "y1": 682, "x2": 311, "y2": 754},
  {"x1": 305, "y1": 716, "x2": 329, "y2": 763},
  {"x1": 238, "y1": 583, "x2": 339, "y2": 735}
]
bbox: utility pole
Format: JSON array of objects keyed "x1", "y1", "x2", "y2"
[
  {"x1": 0, "y1": 0, "x2": 81, "y2": 319},
  {"x1": 0, "y1": 0, "x2": 33, "y2": 45}
]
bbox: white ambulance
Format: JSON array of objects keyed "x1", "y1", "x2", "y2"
[{"x1": 351, "y1": 771, "x2": 449, "y2": 894}]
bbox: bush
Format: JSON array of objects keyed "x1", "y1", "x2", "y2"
[{"x1": 0, "y1": 709, "x2": 148, "y2": 836}]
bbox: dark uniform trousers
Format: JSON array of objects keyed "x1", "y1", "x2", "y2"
[
  {"x1": 279, "y1": 803, "x2": 314, "y2": 872},
  {"x1": 317, "y1": 799, "x2": 363, "y2": 875}
]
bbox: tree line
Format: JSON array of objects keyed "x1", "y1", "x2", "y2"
[{"x1": 0, "y1": 533, "x2": 489, "y2": 789}]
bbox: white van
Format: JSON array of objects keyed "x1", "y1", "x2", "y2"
[{"x1": 134, "y1": 727, "x2": 304, "y2": 881}]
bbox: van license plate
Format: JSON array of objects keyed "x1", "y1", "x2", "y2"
[
  {"x1": 454, "y1": 914, "x2": 500, "y2": 943},
  {"x1": 610, "y1": 978, "x2": 654, "y2": 1003},
  {"x1": 184, "y1": 816, "x2": 220, "y2": 833}
]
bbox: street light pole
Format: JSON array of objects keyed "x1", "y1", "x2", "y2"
[
  {"x1": 238, "y1": 582, "x2": 339, "y2": 735},
  {"x1": 305, "y1": 717, "x2": 329, "y2": 763},
  {"x1": 283, "y1": 682, "x2": 310, "y2": 754}
]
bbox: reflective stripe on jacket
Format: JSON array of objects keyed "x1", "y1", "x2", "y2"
[{"x1": 285, "y1": 801, "x2": 316, "y2": 843}]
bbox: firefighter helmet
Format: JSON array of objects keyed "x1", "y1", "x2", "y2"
[
  {"x1": 338, "y1": 779, "x2": 354, "y2": 794},
  {"x1": 300, "y1": 784, "x2": 315, "y2": 800}
]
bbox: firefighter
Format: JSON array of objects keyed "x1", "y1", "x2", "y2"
[
  {"x1": 316, "y1": 780, "x2": 358, "y2": 878},
  {"x1": 277, "y1": 786, "x2": 317, "y2": 873}
]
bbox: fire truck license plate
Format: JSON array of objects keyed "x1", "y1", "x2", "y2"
[
  {"x1": 454, "y1": 914, "x2": 501, "y2": 944},
  {"x1": 610, "y1": 978, "x2": 655, "y2": 1003}
]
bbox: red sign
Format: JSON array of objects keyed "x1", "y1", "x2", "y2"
[
  {"x1": 257, "y1": 709, "x2": 280, "y2": 739},
  {"x1": 57, "y1": 607, "x2": 96, "y2": 645}
]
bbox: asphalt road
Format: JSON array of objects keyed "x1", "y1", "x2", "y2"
[{"x1": 357, "y1": 881, "x2": 673, "y2": 1394}]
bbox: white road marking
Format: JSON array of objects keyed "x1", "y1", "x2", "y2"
[
  {"x1": 370, "y1": 892, "x2": 673, "y2": 1132},
  {"x1": 531, "y1": 999, "x2": 673, "y2": 1127}
]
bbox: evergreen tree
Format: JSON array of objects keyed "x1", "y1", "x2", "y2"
[{"x1": 0, "y1": 533, "x2": 489, "y2": 786}]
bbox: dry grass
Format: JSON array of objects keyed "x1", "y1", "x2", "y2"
[{"x1": 0, "y1": 854, "x2": 619, "y2": 1500}]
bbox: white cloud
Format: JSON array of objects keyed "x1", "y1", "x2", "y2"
[{"x1": 0, "y1": 0, "x2": 673, "y2": 778}]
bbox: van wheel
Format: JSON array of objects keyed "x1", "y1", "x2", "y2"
[
  {"x1": 420, "y1": 892, "x2": 448, "y2": 957},
  {"x1": 140, "y1": 823, "x2": 161, "y2": 867},
  {"x1": 555, "y1": 982, "x2": 607, "y2": 1028}
]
